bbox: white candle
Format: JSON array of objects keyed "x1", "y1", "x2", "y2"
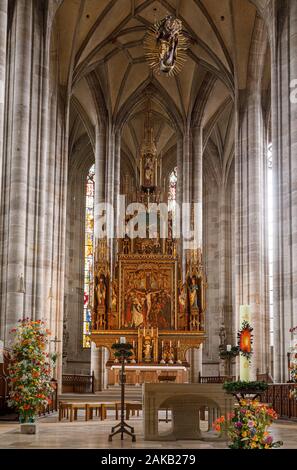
[
  {"x1": 177, "y1": 340, "x2": 180, "y2": 348},
  {"x1": 239, "y1": 305, "x2": 251, "y2": 381},
  {"x1": 120, "y1": 336, "x2": 126, "y2": 344},
  {"x1": 169, "y1": 340, "x2": 172, "y2": 348},
  {"x1": 133, "y1": 340, "x2": 135, "y2": 349},
  {"x1": 161, "y1": 341, "x2": 164, "y2": 349},
  {"x1": 226, "y1": 344, "x2": 231, "y2": 352}
]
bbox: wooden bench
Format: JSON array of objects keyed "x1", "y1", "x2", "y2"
[
  {"x1": 126, "y1": 402, "x2": 142, "y2": 420},
  {"x1": 86, "y1": 402, "x2": 120, "y2": 421},
  {"x1": 59, "y1": 401, "x2": 121, "y2": 422},
  {"x1": 59, "y1": 402, "x2": 87, "y2": 422}
]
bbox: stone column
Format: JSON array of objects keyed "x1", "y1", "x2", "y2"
[
  {"x1": 0, "y1": 0, "x2": 7, "y2": 221},
  {"x1": 192, "y1": 126, "x2": 203, "y2": 249},
  {"x1": 190, "y1": 127, "x2": 203, "y2": 376},
  {"x1": 0, "y1": 0, "x2": 7, "y2": 341},
  {"x1": 92, "y1": 125, "x2": 108, "y2": 389},
  {"x1": 91, "y1": 343, "x2": 106, "y2": 391},
  {"x1": 94, "y1": 124, "x2": 106, "y2": 238},
  {"x1": 189, "y1": 346, "x2": 202, "y2": 383},
  {"x1": 218, "y1": 175, "x2": 234, "y2": 343},
  {"x1": 1, "y1": 0, "x2": 34, "y2": 338},
  {"x1": 181, "y1": 128, "x2": 191, "y2": 276},
  {"x1": 235, "y1": 16, "x2": 269, "y2": 378},
  {"x1": 270, "y1": 0, "x2": 297, "y2": 381},
  {"x1": 176, "y1": 137, "x2": 183, "y2": 256},
  {"x1": 113, "y1": 130, "x2": 121, "y2": 270}
]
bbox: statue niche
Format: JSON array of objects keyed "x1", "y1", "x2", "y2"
[
  {"x1": 94, "y1": 273, "x2": 107, "y2": 330},
  {"x1": 187, "y1": 275, "x2": 202, "y2": 331}
]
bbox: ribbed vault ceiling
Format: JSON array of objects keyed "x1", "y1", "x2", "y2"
[{"x1": 52, "y1": 0, "x2": 268, "y2": 178}]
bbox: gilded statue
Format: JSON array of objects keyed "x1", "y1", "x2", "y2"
[
  {"x1": 188, "y1": 275, "x2": 199, "y2": 310},
  {"x1": 94, "y1": 274, "x2": 107, "y2": 329},
  {"x1": 144, "y1": 155, "x2": 155, "y2": 187},
  {"x1": 144, "y1": 15, "x2": 188, "y2": 76},
  {"x1": 143, "y1": 335, "x2": 153, "y2": 362},
  {"x1": 156, "y1": 16, "x2": 182, "y2": 74},
  {"x1": 95, "y1": 274, "x2": 107, "y2": 308},
  {"x1": 178, "y1": 282, "x2": 187, "y2": 329},
  {"x1": 111, "y1": 280, "x2": 118, "y2": 311}
]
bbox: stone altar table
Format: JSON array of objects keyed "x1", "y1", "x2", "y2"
[{"x1": 143, "y1": 383, "x2": 235, "y2": 440}]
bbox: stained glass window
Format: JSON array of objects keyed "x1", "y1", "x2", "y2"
[
  {"x1": 168, "y1": 167, "x2": 177, "y2": 215},
  {"x1": 83, "y1": 164, "x2": 95, "y2": 348},
  {"x1": 267, "y1": 143, "x2": 273, "y2": 346}
]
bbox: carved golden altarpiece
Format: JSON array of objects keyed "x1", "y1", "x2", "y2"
[{"x1": 91, "y1": 104, "x2": 207, "y2": 384}]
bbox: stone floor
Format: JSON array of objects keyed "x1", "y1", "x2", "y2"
[{"x1": 0, "y1": 411, "x2": 296, "y2": 449}]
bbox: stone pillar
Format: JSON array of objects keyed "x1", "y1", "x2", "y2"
[
  {"x1": 235, "y1": 16, "x2": 269, "y2": 378},
  {"x1": 91, "y1": 343, "x2": 105, "y2": 391},
  {"x1": 218, "y1": 176, "x2": 234, "y2": 343},
  {"x1": 0, "y1": 0, "x2": 7, "y2": 341},
  {"x1": 189, "y1": 346, "x2": 202, "y2": 383},
  {"x1": 270, "y1": 0, "x2": 297, "y2": 381},
  {"x1": 176, "y1": 137, "x2": 183, "y2": 256},
  {"x1": 1, "y1": 0, "x2": 35, "y2": 337},
  {"x1": 92, "y1": 126, "x2": 108, "y2": 389},
  {"x1": 190, "y1": 128, "x2": 203, "y2": 378},
  {"x1": 192, "y1": 126, "x2": 203, "y2": 249},
  {"x1": 94, "y1": 124, "x2": 106, "y2": 239},
  {"x1": 181, "y1": 129, "x2": 191, "y2": 276},
  {"x1": 0, "y1": 0, "x2": 7, "y2": 225},
  {"x1": 113, "y1": 130, "x2": 121, "y2": 270}
]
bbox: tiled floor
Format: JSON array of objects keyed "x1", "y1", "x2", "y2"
[{"x1": 0, "y1": 412, "x2": 296, "y2": 449}]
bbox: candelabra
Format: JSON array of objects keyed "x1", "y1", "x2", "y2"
[{"x1": 109, "y1": 338, "x2": 136, "y2": 442}]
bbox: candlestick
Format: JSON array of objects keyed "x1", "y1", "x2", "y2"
[{"x1": 239, "y1": 305, "x2": 251, "y2": 381}]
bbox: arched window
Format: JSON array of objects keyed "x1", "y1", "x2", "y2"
[
  {"x1": 168, "y1": 167, "x2": 177, "y2": 214},
  {"x1": 83, "y1": 164, "x2": 95, "y2": 348},
  {"x1": 267, "y1": 143, "x2": 273, "y2": 346}
]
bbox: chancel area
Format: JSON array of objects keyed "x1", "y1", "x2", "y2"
[{"x1": 1, "y1": 0, "x2": 297, "y2": 450}]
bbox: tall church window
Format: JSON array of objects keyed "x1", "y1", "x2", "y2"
[
  {"x1": 267, "y1": 143, "x2": 273, "y2": 346},
  {"x1": 83, "y1": 164, "x2": 95, "y2": 348},
  {"x1": 168, "y1": 167, "x2": 177, "y2": 215}
]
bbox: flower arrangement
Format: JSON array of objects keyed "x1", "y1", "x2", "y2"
[
  {"x1": 213, "y1": 399, "x2": 283, "y2": 449},
  {"x1": 238, "y1": 320, "x2": 253, "y2": 361},
  {"x1": 223, "y1": 380, "x2": 268, "y2": 393},
  {"x1": 7, "y1": 319, "x2": 56, "y2": 423}
]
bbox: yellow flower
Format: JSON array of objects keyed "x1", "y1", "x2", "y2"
[{"x1": 242, "y1": 431, "x2": 247, "y2": 437}]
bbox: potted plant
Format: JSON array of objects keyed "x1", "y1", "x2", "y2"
[
  {"x1": 7, "y1": 319, "x2": 56, "y2": 434},
  {"x1": 213, "y1": 399, "x2": 283, "y2": 449}
]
